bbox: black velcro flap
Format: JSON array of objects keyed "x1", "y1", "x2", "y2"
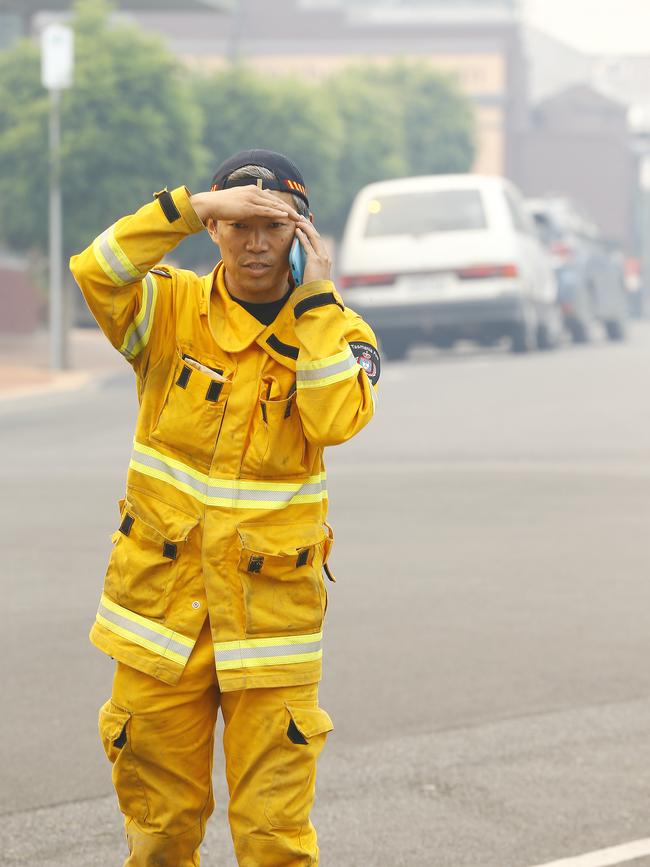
[
  {"x1": 113, "y1": 724, "x2": 127, "y2": 749},
  {"x1": 162, "y1": 541, "x2": 177, "y2": 560},
  {"x1": 287, "y1": 719, "x2": 309, "y2": 745},
  {"x1": 266, "y1": 334, "x2": 299, "y2": 360},
  {"x1": 247, "y1": 555, "x2": 264, "y2": 574},
  {"x1": 296, "y1": 549, "x2": 309, "y2": 568},
  {"x1": 155, "y1": 189, "x2": 182, "y2": 223},
  {"x1": 294, "y1": 292, "x2": 342, "y2": 319},
  {"x1": 205, "y1": 381, "x2": 223, "y2": 402},
  {"x1": 119, "y1": 514, "x2": 135, "y2": 536},
  {"x1": 176, "y1": 365, "x2": 192, "y2": 389}
]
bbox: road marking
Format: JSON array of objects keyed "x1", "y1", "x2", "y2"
[{"x1": 529, "y1": 838, "x2": 650, "y2": 867}]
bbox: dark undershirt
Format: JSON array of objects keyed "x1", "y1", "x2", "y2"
[{"x1": 229, "y1": 286, "x2": 293, "y2": 326}]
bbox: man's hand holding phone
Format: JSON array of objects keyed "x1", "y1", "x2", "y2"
[{"x1": 293, "y1": 217, "x2": 332, "y2": 285}]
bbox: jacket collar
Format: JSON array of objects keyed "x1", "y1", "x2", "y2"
[{"x1": 203, "y1": 262, "x2": 299, "y2": 371}]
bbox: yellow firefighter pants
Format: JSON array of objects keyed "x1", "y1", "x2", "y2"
[{"x1": 98, "y1": 616, "x2": 332, "y2": 866}]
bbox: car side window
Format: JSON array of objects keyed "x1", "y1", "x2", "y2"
[{"x1": 504, "y1": 188, "x2": 534, "y2": 236}]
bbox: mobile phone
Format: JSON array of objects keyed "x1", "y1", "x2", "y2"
[{"x1": 289, "y1": 236, "x2": 306, "y2": 286}]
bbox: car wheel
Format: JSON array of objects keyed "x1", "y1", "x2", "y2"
[
  {"x1": 434, "y1": 335, "x2": 457, "y2": 350},
  {"x1": 604, "y1": 318, "x2": 626, "y2": 341},
  {"x1": 511, "y1": 318, "x2": 538, "y2": 354},
  {"x1": 567, "y1": 317, "x2": 591, "y2": 344},
  {"x1": 380, "y1": 333, "x2": 410, "y2": 361},
  {"x1": 537, "y1": 324, "x2": 555, "y2": 351}
]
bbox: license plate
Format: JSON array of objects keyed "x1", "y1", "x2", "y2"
[{"x1": 399, "y1": 274, "x2": 457, "y2": 296}]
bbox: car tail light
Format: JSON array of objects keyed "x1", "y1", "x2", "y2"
[
  {"x1": 457, "y1": 264, "x2": 518, "y2": 279},
  {"x1": 338, "y1": 273, "x2": 397, "y2": 290},
  {"x1": 550, "y1": 241, "x2": 574, "y2": 261}
]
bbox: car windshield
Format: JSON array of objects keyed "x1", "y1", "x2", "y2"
[{"x1": 363, "y1": 189, "x2": 487, "y2": 237}]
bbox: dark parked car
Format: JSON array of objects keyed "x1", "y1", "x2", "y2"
[{"x1": 526, "y1": 198, "x2": 628, "y2": 343}]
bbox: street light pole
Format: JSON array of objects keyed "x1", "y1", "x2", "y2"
[
  {"x1": 48, "y1": 86, "x2": 65, "y2": 369},
  {"x1": 41, "y1": 23, "x2": 74, "y2": 371}
]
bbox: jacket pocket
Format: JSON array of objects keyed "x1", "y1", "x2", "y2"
[
  {"x1": 241, "y1": 388, "x2": 308, "y2": 479},
  {"x1": 98, "y1": 699, "x2": 148, "y2": 823},
  {"x1": 150, "y1": 348, "x2": 232, "y2": 472},
  {"x1": 265, "y1": 703, "x2": 333, "y2": 829},
  {"x1": 237, "y1": 523, "x2": 327, "y2": 637},
  {"x1": 105, "y1": 491, "x2": 198, "y2": 620}
]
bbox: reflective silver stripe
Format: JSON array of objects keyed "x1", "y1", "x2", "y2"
[
  {"x1": 96, "y1": 228, "x2": 143, "y2": 285},
  {"x1": 121, "y1": 273, "x2": 157, "y2": 360},
  {"x1": 296, "y1": 352, "x2": 357, "y2": 382},
  {"x1": 97, "y1": 602, "x2": 192, "y2": 660},
  {"x1": 215, "y1": 639, "x2": 323, "y2": 663},
  {"x1": 131, "y1": 447, "x2": 326, "y2": 503}
]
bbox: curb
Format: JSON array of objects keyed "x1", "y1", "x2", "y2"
[{"x1": 0, "y1": 368, "x2": 121, "y2": 404}]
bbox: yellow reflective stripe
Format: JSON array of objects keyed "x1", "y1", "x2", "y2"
[
  {"x1": 96, "y1": 613, "x2": 188, "y2": 666},
  {"x1": 296, "y1": 347, "x2": 352, "y2": 371},
  {"x1": 106, "y1": 226, "x2": 142, "y2": 280},
  {"x1": 133, "y1": 440, "x2": 208, "y2": 484},
  {"x1": 93, "y1": 225, "x2": 144, "y2": 287},
  {"x1": 296, "y1": 363, "x2": 359, "y2": 390},
  {"x1": 93, "y1": 235, "x2": 125, "y2": 286},
  {"x1": 129, "y1": 441, "x2": 328, "y2": 509},
  {"x1": 215, "y1": 631, "x2": 323, "y2": 652},
  {"x1": 216, "y1": 650, "x2": 322, "y2": 671},
  {"x1": 119, "y1": 273, "x2": 158, "y2": 360},
  {"x1": 100, "y1": 595, "x2": 194, "y2": 648},
  {"x1": 214, "y1": 631, "x2": 323, "y2": 671},
  {"x1": 134, "y1": 439, "x2": 327, "y2": 492},
  {"x1": 96, "y1": 595, "x2": 194, "y2": 666}
]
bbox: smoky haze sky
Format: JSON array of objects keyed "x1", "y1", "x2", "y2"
[{"x1": 525, "y1": 0, "x2": 650, "y2": 54}]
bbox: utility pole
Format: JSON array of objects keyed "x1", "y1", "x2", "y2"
[
  {"x1": 230, "y1": 0, "x2": 244, "y2": 64},
  {"x1": 41, "y1": 23, "x2": 74, "y2": 370}
]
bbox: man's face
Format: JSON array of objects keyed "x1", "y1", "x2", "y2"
[{"x1": 210, "y1": 189, "x2": 298, "y2": 303}]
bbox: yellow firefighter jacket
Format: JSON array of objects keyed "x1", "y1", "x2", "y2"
[{"x1": 70, "y1": 186, "x2": 379, "y2": 692}]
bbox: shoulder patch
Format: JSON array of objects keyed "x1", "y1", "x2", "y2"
[
  {"x1": 349, "y1": 341, "x2": 380, "y2": 386},
  {"x1": 149, "y1": 267, "x2": 171, "y2": 278}
]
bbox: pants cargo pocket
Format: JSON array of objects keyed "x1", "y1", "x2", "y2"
[
  {"x1": 98, "y1": 700, "x2": 148, "y2": 824},
  {"x1": 264, "y1": 703, "x2": 333, "y2": 830}
]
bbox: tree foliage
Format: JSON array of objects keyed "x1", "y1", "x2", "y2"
[
  {"x1": 194, "y1": 67, "x2": 344, "y2": 233},
  {"x1": 0, "y1": 1, "x2": 477, "y2": 263},
  {"x1": 0, "y1": 0, "x2": 205, "y2": 258},
  {"x1": 333, "y1": 62, "x2": 476, "y2": 182},
  {"x1": 195, "y1": 61, "x2": 475, "y2": 237}
]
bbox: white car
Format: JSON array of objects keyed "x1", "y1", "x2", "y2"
[{"x1": 338, "y1": 174, "x2": 560, "y2": 358}]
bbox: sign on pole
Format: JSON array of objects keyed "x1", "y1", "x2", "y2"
[{"x1": 41, "y1": 24, "x2": 74, "y2": 91}]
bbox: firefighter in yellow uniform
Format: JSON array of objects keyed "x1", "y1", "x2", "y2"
[{"x1": 70, "y1": 150, "x2": 379, "y2": 866}]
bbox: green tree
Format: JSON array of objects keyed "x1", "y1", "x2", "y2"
[
  {"x1": 0, "y1": 0, "x2": 206, "y2": 260},
  {"x1": 194, "y1": 67, "x2": 343, "y2": 234},
  {"x1": 325, "y1": 66, "x2": 407, "y2": 231},
  {"x1": 361, "y1": 61, "x2": 476, "y2": 177}
]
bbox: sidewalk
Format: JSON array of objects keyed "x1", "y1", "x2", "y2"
[{"x1": 0, "y1": 327, "x2": 126, "y2": 400}]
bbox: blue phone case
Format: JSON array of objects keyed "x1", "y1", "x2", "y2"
[{"x1": 289, "y1": 237, "x2": 306, "y2": 286}]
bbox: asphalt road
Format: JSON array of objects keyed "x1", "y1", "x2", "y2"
[{"x1": 1, "y1": 325, "x2": 650, "y2": 866}]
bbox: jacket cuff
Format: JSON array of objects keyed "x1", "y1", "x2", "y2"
[
  {"x1": 291, "y1": 280, "x2": 344, "y2": 319},
  {"x1": 154, "y1": 186, "x2": 206, "y2": 235}
]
